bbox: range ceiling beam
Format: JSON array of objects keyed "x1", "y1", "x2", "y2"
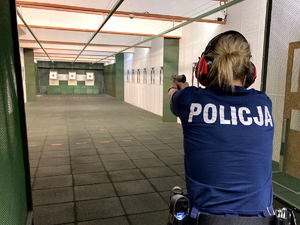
[
  {"x1": 34, "y1": 52, "x2": 116, "y2": 57},
  {"x1": 19, "y1": 39, "x2": 151, "y2": 49},
  {"x1": 95, "y1": 0, "x2": 243, "y2": 63},
  {"x1": 16, "y1": 8, "x2": 53, "y2": 63},
  {"x1": 73, "y1": 0, "x2": 124, "y2": 63},
  {"x1": 16, "y1": 1, "x2": 226, "y2": 24},
  {"x1": 17, "y1": 24, "x2": 182, "y2": 38},
  {"x1": 20, "y1": 46, "x2": 134, "y2": 54}
]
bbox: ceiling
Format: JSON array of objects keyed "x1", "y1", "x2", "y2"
[{"x1": 16, "y1": 0, "x2": 227, "y2": 64}]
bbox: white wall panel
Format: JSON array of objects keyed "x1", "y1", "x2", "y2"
[
  {"x1": 124, "y1": 37, "x2": 163, "y2": 116},
  {"x1": 19, "y1": 48, "x2": 27, "y2": 103}
]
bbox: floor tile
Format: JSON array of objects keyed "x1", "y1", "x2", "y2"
[
  {"x1": 70, "y1": 149, "x2": 97, "y2": 156},
  {"x1": 160, "y1": 156, "x2": 184, "y2": 165},
  {"x1": 38, "y1": 157, "x2": 70, "y2": 167},
  {"x1": 29, "y1": 152, "x2": 41, "y2": 159},
  {"x1": 169, "y1": 164, "x2": 185, "y2": 175},
  {"x1": 33, "y1": 202, "x2": 74, "y2": 225},
  {"x1": 32, "y1": 187, "x2": 73, "y2": 205},
  {"x1": 70, "y1": 143, "x2": 95, "y2": 150},
  {"x1": 120, "y1": 193, "x2": 168, "y2": 214},
  {"x1": 127, "y1": 151, "x2": 157, "y2": 160},
  {"x1": 73, "y1": 172, "x2": 110, "y2": 186},
  {"x1": 100, "y1": 153, "x2": 130, "y2": 162},
  {"x1": 71, "y1": 155, "x2": 101, "y2": 164},
  {"x1": 122, "y1": 146, "x2": 149, "y2": 153},
  {"x1": 77, "y1": 216, "x2": 130, "y2": 225},
  {"x1": 149, "y1": 176, "x2": 186, "y2": 191},
  {"x1": 151, "y1": 149, "x2": 181, "y2": 157},
  {"x1": 140, "y1": 166, "x2": 176, "y2": 178},
  {"x1": 33, "y1": 175, "x2": 73, "y2": 190},
  {"x1": 30, "y1": 159, "x2": 39, "y2": 168},
  {"x1": 72, "y1": 163, "x2": 105, "y2": 174},
  {"x1": 132, "y1": 158, "x2": 165, "y2": 168},
  {"x1": 103, "y1": 160, "x2": 136, "y2": 171},
  {"x1": 76, "y1": 197, "x2": 124, "y2": 221},
  {"x1": 41, "y1": 151, "x2": 70, "y2": 158},
  {"x1": 128, "y1": 210, "x2": 169, "y2": 225},
  {"x1": 74, "y1": 183, "x2": 116, "y2": 201},
  {"x1": 108, "y1": 169, "x2": 145, "y2": 182},
  {"x1": 114, "y1": 179, "x2": 155, "y2": 196},
  {"x1": 42, "y1": 144, "x2": 69, "y2": 151},
  {"x1": 97, "y1": 147, "x2": 124, "y2": 154},
  {"x1": 144, "y1": 144, "x2": 172, "y2": 150},
  {"x1": 36, "y1": 165, "x2": 71, "y2": 177}
]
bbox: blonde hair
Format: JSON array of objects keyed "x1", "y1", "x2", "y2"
[{"x1": 205, "y1": 33, "x2": 252, "y2": 90}]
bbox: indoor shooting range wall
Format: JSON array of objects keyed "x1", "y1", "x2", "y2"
[{"x1": 264, "y1": 0, "x2": 300, "y2": 214}]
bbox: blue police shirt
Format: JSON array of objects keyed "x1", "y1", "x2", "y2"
[{"x1": 170, "y1": 85, "x2": 274, "y2": 215}]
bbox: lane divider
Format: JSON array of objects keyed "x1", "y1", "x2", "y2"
[
  {"x1": 100, "y1": 141, "x2": 110, "y2": 143},
  {"x1": 76, "y1": 142, "x2": 86, "y2": 145},
  {"x1": 51, "y1": 144, "x2": 62, "y2": 146}
]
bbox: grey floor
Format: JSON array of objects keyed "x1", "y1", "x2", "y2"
[{"x1": 26, "y1": 94, "x2": 186, "y2": 225}]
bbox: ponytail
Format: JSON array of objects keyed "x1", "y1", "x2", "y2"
[{"x1": 205, "y1": 33, "x2": 252, "y2": 90}]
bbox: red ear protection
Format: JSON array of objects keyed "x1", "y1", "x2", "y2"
[
  {"x1": 195, "y1": 56, "x2": 213, "y2": 86},
  {"x1": 195, "y1": 30, "x2": 257, "y2": 88}
]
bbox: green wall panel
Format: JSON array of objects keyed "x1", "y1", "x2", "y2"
[
  {"x1": 37, "y1": 62, "x2": 104, "y2": 94},
  {"x1": 67, "y1": 86, "x2": 74, "y2": 94},
  {"x1": 115, "y1": 53, "x2": 124, "y2": 101},
  {"x1": 87, "y1": 88, "x2": 93, "y2": 94},
  {"x1": 74, "y1": 87, "x2": 81, "y2": 94},
  {"x1": 103, "y1": 63, "x2": 116, "y2": 98},
  {"x1": 61, "y1": 86, "x2": 68, "y2": 95},
  {"x1": 59, "y1": 81, "x2": 68, "y2": 85},
  {"x1": 46, "y1": 86, "x2": 100, "y2": 95},
  {"x1": 24, "y1": 49, "x2": 36, "y2": 102},
  {"x1": 163, "y1": 38, "x2": 179, "y2": 122},
  {"x1": 77, "y1": 81, "x2": 85, "y2": 86}
]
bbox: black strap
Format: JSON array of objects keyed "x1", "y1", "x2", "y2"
[{"x1": 195, "y1": 213, "x2": 276, "y2": 225}]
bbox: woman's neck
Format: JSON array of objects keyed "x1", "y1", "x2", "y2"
[{"x1": 233, "y1": 79, "x2": 243, "y2": 86}]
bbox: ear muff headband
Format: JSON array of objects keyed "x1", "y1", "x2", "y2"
[
  {"x1": 202, "y1": 30, "x2": 248, "y2": 57},
  {"x1": 196, "y1": 30, "x2": 256, "y2": 88}
]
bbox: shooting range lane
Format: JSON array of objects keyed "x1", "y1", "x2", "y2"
[{"x1": 26, "y1": 94, "x2": 186, "y2": 225}]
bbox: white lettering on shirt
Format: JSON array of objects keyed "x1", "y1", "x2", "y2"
[
  {"x1": 238, "y1": 107, "x2": 253, "y2": 125},
  {"x1": 187, "y1": 103, "x2": 273, "y2": 127},
  {"x1": 203, "y1": 104, "x2": 217, "y2": 124},
  {"x1": 253, "y1": 106, "x2": 264, "y2": 126},
  {"x1": 188, "y1": 103, "x2": 202, "y2": 123},
  {"x1": 220, "y1": 105, "x2": 231, "y2": 124},
  {"x1": 230, "y1": 106, "x2": 238, "y2": 125},
  {"x1": 265, "y1": 106, "x2": 273, "y2": 127}
]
